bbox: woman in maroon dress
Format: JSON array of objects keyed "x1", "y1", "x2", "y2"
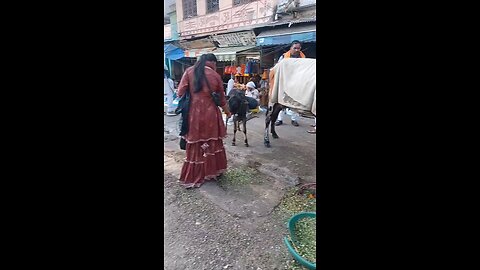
[{"x1": 176, "y1": 54, "x2": 232, "y2": 188}]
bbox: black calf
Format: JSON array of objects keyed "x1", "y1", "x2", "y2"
[{"x1": 226, "y1": 89, "x2": 249, "y2": 147}]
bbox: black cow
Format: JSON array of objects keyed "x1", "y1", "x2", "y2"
[{"x1": 225, "y1": 89, "x2": 251, "y2": 147}]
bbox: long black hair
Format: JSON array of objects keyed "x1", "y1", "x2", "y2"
[{"x1": 193, "y1": 53, "x2": 217, "y2": 93}]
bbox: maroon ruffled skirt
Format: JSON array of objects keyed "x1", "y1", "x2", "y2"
[{"x1": 179, "y1": 138, "x2": 227, "y2": 188}]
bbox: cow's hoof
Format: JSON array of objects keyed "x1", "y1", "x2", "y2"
[
  {"x1": 232, "y1": 142, "x2": 236, "y2": 146},
  {"x1": 272, "y1": 133, "x2": 279, "y2": 139},
  {"x1": 264, "y1": 141, "x2": 270, "y2": 148},
  {"x1": 245, "y1": 143, "x2": 249, "y2": 147}
]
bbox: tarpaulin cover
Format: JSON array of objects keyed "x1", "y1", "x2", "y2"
[
  {"x1": 164, "y1": 44, "x2": 185, "y2": 60},
  {"x1": 256, "y1": 24, "x2": 316, "y2": 46}
]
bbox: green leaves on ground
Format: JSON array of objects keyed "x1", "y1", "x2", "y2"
[
  {"x1": 277, "y1": 188, "x2": 316, "y2": 217},
  {"x1": 218, "y1": 167, "x2": 260, "y2": 187}
]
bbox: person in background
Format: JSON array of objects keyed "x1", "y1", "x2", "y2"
[
  {"x1": 245, "y1": 81, "x2": 260, "y2": 102},
  {"x1": 164, "y1": 70, "x2": 176, "y2": 116},
  {"x1": 253, "y1": 74, "x2": 262, "y2": 88},
  {"x1": 176, "y1": 53, "x2": 232, "y2": 189},
  {"x1": 226, "y1": 74, "x2": 235, "y2": 96},
  {"x1": 259, "y1": 71, "x2": 269, "y2": 110},
  {"x1": 275, "y1": 40, "x2": 306, "y2": 127},
  {"x1": 307, "y1": 117, "x2": 316, "y2": 134},
  {"x1": 225, "y1": 74, "x2": 236, "y2": 126},
  {"x1": 245, "y1": 81, "x2": 260, "y2": 116}
]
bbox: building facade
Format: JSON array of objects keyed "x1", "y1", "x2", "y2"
[
  {"x1": 165, "y1": 0, "x2": 316, "y2": 82},
  {"x1": 164, "y1": 2, "x2": 180, "y2": 42},
  {"x1": 177, "y1": 0, "x2": 277, "y2": 39}
]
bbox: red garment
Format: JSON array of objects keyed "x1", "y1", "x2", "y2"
[
  {"x1": 240, "y1": 64, "x2": 246, "y2": 75},
  {"x1": 176, "y1": 64, "x2": 228, "y2": 188}
]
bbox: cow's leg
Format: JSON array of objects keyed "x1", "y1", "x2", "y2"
[
  {"x1": 225, "y1": 116, "x2": 229, "y2": 134},
  {"x1": 240, "y1": 101, "x2": 248, "y2": 131},
  {"x1": 242, "y1": 119, "x2": 248, "y2": 147},
  {"x1": 264, "y1": 106, "x2": 272, "y2": 147},
  {"x1": 270, "y1": 104, "x2": 283, "y2": 139},
  {"x1": 232, "y1": 117, "x2": 237, "y2": 146}
]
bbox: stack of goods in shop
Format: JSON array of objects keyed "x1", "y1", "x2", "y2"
[
  {"x1": 223, "y1": 65, "x2": 237, "y2": 75},
  {"x1": 223, "y1": 59, "x2": 262, "y2": 85},
  {"x1": 232, "y1": 64, "x2": 247, "y2": 84},
  {"x1": 233, "y1": 82, "x2": 247, "y2": 91}
]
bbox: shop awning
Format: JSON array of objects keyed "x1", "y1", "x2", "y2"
[
  {"x1": 256, "y1": 24, "x2": 316, "y2": 46},
  {"x1": 211, "y1": 46, "x2": 256, "y2": 61},
  {"x1": 164, "y1": 44, "x2": 185, "y2": 60},
  {"x1": 183, "y1": 47, "x2": 216, "y2": 58}
]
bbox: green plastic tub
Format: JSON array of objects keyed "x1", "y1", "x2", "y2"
[{"x1": 284, "y1": 212, "x2": 316, "y2": 270}]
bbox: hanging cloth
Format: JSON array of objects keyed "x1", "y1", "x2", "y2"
[
  {"x1": 245, "y1": 61, "x2": 251, "y2": 74},
  {"x1": 251, "y1": 61, "x2": 259, "y2": 74}
]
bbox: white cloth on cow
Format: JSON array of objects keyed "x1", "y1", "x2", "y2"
[{"x1": 270, "y1": 58, "x2": 316, "y2": 116}]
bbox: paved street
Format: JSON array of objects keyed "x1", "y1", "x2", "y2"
[
  {"x1": 164, "y1": 112, "x2": 316, "y2": 269},
  {"x1": 165, "y1": 112, "x2": 316, "y2": 183}
]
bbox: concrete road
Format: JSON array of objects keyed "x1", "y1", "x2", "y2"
[{"x1": 164, "y1": 112, "x2": 316, "y2": 270}]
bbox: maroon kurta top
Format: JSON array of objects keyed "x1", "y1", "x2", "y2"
[{"x1": 177, "y1": 65, "x2": 227, "y2": 143}]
